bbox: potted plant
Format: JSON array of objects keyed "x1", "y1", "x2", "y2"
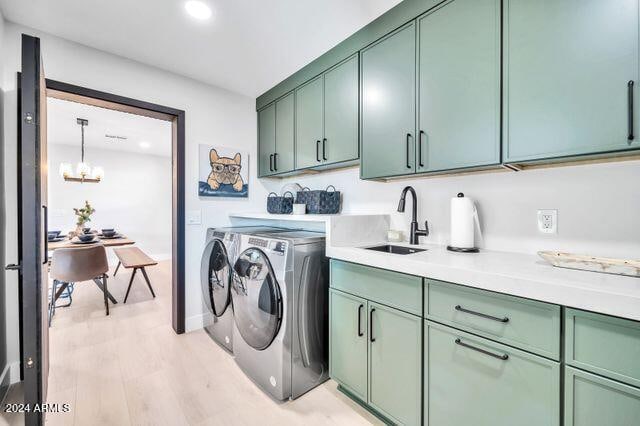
[{"x1": 72, "y1": 200, "x2": 96, "y2": 237}]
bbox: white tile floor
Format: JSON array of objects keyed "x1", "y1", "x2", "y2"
[{"x1": 2, "y1": 260, "x2": 381, "y2": 425}]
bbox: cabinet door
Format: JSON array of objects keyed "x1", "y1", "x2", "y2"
[
  {"x1": 369, "y1": 303, "x2": 421, "y2": 425},
  {"x1": 324, "y1": 55, "x2": 359, "y2": 165},
  {"x1": 274, "y1": 92, "x2": 295, "y2": 173},
  {"x1": 258, "y1": 103, "x2": 276, "y2": 177},
  {"x1": 504, "y1": 0, "x2": 640, "y2": 162},
  {"x1": 417, "y1": 0, "x2": 500, "y2": 172},
  {"x1": 295, "y1": 76, "x2": 324, "y2": 169},
  {"x1": 329, "y1": 289, "x2": 368, "y2": 401},
  {"x1": 426, "y1": 321, "x2": 560, "y2": 426},
  {"x1": 565, "y1": 366, "x2": 640, "y2": 426},
  {"x1": 361, "y1": 23, "x2": 416, "y2": 179}
]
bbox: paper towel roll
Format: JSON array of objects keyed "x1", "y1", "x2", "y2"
[{"x1": 450, "y1": 193, "x2": 476, "y2": 249}]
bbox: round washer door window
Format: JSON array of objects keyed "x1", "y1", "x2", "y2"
[
  {"x1": 202, "y1": 239, "x2": 232, "y2": 317},
  {"x1": 232, "y1": 248, "x2": 282, "y2": 350}
]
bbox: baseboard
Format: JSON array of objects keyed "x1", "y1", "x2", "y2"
[{"x1": 185, "y1": 311, "x2": 213, "y2": 332}]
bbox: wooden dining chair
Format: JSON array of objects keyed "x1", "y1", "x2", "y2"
[{"x1": 49, "y1": 245, "x2": 112, "y2": 324}]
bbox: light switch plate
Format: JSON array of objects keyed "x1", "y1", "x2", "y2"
[
  {"x1": 537, "y1": 209, "x2": 557, "y2": 234},
  {"x1": 186, "y1": 210, "x2": 202, "y2": 225}
]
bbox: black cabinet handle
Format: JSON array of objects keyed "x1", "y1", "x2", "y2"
[
  {"x1": 455, "y1": 305, "x2": 509, "y2": 323},
  {"x1": 42, "y1": 205, "x2": 48, "y2": 264},
  {"x1": 316, "y1": 140, "x2": 321, "y2": 162},
  {"x1": 357, "y1": 304, "x2": 364, "y2": 337},
  {"x1": 406, "y1": 133, "x2": 412, "y2": 169},
  {"x1": 273, "y1": 152, "x2": 278, "y2": 171},
  {"x1": 322, "y1": 138, "x2": 328, "y2": 161},
  {"x1": 269, "y1": 154, "x2": 274, "y2": 172},
  {"x1": 369, "y1": 308, "x2": 376, "y2": 342},
  {"x1": 418, "y1": 130, "x2": 425, "y2": 167},
  {"x1": 455, "y1": 338, "x2": 509, "y2": 360},
  {"x1": 628, "y1": 80, "x2": 634, "y2": 141}
]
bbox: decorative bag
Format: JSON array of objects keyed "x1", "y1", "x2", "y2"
[
  {"x1": 303, "y1": 185, "x2": 341, "y2": 214},
  {"x1": 267, "y1": 191, "x2": 294, "y2": 214},
  {"x1": 295, "y1": 187, "x2": 311, "y2": 206}
]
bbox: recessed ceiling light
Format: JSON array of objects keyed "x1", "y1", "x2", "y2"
[
  {"x1": 185, "y1": 1, "x2": 212, "y2": 20},
  {"x1": 139, "y1": 141, "x2": 151, "y2": 149}
]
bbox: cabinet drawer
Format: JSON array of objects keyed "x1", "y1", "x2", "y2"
[
  {"x1": 565, "y1": 366, "x2": 640, "y2": 426},
  {"x1": 330, "y1": 260, "x2": 422, "y2": 316},
  {"x1": 565, "y1": 309, "x2": 640, "y2": 388},
  {"x1": 425, "y1": 321, "x2": 560, "y2": 426},
  {"x1": 425, "y1": 279, "x2": 561, "y2": 359}
]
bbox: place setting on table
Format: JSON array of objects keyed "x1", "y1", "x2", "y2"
[{"x1": 47, "y1": 227, "x2": 134, "y2": 250}]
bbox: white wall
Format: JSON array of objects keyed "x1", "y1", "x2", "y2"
[
  {"x1": 47, "y1": 145, "x2": 172, "y2": 261},
  {"x1": 263, "y1": 161, "x2": 640, "y2": 259},
  {"x1": 1, "y1": 22, "x2": 270, "y2": 383}
]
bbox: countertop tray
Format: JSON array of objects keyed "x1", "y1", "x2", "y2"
[{"x1": 538, "y1": 251, "x2": 640, "y2": 277}]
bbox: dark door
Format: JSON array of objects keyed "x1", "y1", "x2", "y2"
[
  {"x1": 18, "y1": 34, "x2": 49, "y2": 425},
  {"x1": 201, "y1": 238, "x2": 232, "y2": 317},
  {"x1": 232, "y1": 248, "x2": 282, "y2": 350}
]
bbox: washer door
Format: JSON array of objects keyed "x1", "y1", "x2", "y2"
[
  {"x1": 201, "y1": 238, "x2": 232, "y2": 317},
  {"x1": 232, "y1": 248, "x2": 282, "y2": 350}
]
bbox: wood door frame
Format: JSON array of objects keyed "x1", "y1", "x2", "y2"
[{"x1": 43, "y1": 79, "x2": 186, "y2": 334}]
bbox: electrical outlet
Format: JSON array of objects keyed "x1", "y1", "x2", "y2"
[{"x1": 537, "y1": 210, "x2": 557, "y2": 234}]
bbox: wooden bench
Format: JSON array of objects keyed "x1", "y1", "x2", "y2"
[{"x1": 113, "y1": 247, "x2": 158, "y2": 303}]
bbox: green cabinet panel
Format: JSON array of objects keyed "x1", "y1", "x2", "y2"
[
  {"x1": 330, "y1": 260, "x2": 422, "y2": 316},
  {"x1": 369, "y1": 303, "x2": 421, "y2": 426},
  {"x1": 504, "y1": 0, "x2": 640, "y2": 162},
  {"x1": 565, "y1": 308, "x2": 640, "y2": 388},
  {"x1": 295, "y1": 76, "x2": 323, "y2": 169},
  {"x1": 323, "y1": 55, "x2": 359, "y2": 165},
  {"x1": 274, "y1": 93, "x2": 295, "y2": 173},
  {"x1": 417, "y1": 0, "x2": 500, "y2": 172},
  {"x1": 565, "y1": 366, "x2": 640, "y2": 426},
  {"x1": 258, "y1": 103, "x2": 276, "y2": 177},
  {"x1": 329, "y1": 289, "x2": 368, "y2": 401},
  {"x1": 426, "y1": 279, "x2": 561, "y2": 359},
  {"x1": 361, "y1": 23, "x2": 416, "y2": 179},
  {"x1": 425, "y1": 321, "x2": 560, "y2": 426}
]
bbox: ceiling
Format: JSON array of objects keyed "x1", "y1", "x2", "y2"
[
  {"x1": 47, "y1": 97, "x2": 172, "y2": 157},
  {"x1": 0, "y1": 0, "x2": 401, "y2": 97}
]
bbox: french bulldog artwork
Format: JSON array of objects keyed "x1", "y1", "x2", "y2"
[{"x1": 199, "y1": 145, "x2": 249, "y2": 197}]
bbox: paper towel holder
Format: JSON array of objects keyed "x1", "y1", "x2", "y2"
[{"x1": 447, "y1": 193, "x2": 479, "y2": 253}]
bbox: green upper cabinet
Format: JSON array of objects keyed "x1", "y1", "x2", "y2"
[
  {"x1": 274, "y1": 93, "x2": 295, "y2": 173},
  {"x1": 368, "y1": 303, "x2": 422, "y2": 425},
  {"x1": 258, "y1": 103, "x2": 276, "y2": 177},
  {"x1": 361, "y1": 23, "x2": 417, "y2": 179},
  {"x1": 323, "y1": 55, "x2": 359, "y2": 165},
  {"x1": 417, "y1": 0, "x2": 501, "y2": 172},
  {"x1": 504, "y1": 0, "x2": 640, "y2": 163},
  {"x1": 295, "y1": 76, "x2": 323, "y2": 169}
]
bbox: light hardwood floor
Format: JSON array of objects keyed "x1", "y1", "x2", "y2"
[{"x1": 12, "y1": 260, "x2": 381, "y2": 426}]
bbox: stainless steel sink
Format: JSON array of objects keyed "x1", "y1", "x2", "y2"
[{"x1": 364, "y1": 244, "x2": 426, "y2": 255}]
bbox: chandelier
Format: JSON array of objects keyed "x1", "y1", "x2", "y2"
[{"x1": 59, "y1": 118, "x2": 104, "y2": 183}]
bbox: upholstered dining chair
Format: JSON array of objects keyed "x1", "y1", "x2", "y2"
[{"x1": 49, "y1": 244, "x2": 112, "y2": 324}]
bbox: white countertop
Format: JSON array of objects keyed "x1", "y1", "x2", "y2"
[{"x1": 327, "y1": 242, "x2": 640, "y2": 322}]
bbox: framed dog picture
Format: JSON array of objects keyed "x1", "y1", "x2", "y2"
[{"x1": 198, "y1": 145, "x2": 249, "y2": 197}]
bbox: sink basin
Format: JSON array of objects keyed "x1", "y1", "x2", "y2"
[{"x1": 364, "y1": 244, "x2": 426, "y2": 255}]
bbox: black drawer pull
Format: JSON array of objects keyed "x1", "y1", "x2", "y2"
[
  {"x1": 369, "y1": 308, "x2": 376, "y2": 342},
  {"x1": 316, "y1": 140, "x2": 321, "y2": 162},
  {"x1": 418, "y1": 130, "x2": 425, "y2": 167},
  {"x1": 455, "y1": 305, "x2": 509, "y2": 323},
  {"x1": 405, "y1": 133, "x2": 412, "y2": 169},
  {"x1": 269, "y1": 154, "x2": 274, "y2": 172},
  {"x1": 357, "y1": 304, "x2": 364, "y2": 337},
  {"x1": 628, "y1": 80, "x2": 634, "y2": 141},
  {"x1": 322, "y1": 138, "x2": 328, "y2": 161},
  {"x1": 273, "y1": 152, "x2": 278, "y2": 171},
  {"x1": 455, "y1": 338, "x2": 508, "y2": 360}
]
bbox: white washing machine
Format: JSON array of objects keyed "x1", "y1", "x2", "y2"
[
  {"x1": 200, "y1": 226, "x2": 289, "y2": 352},
  {"x1": 231, "y1": 230, "x2": 329, "y2": 400}
]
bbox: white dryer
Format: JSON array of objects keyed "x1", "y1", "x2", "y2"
[{"x1": 231, "y1": 230, "x2": 329, "y2": 400}]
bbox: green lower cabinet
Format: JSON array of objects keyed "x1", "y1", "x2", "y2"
[
  {"x1": 565, "y1": 366, "x2": 640, "y2": 426},
  {"x1": 329, "y1": 289, "x2": 368, "y2": 401},
  {"x1": 425, "y1": 321, "x2": 560, "y2": 426},
  {"x1": 369, "y1": 303, "x2": 422, "y2": 425}
]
